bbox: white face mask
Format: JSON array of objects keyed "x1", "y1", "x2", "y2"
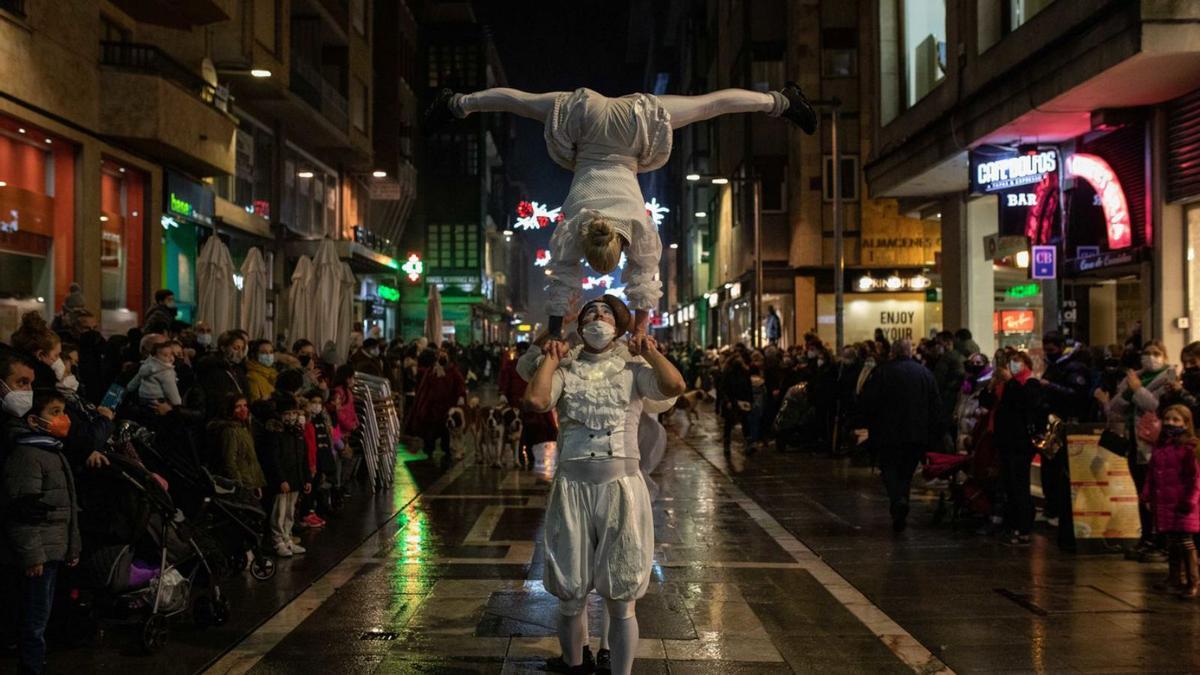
[
  {"x1": 51, "y1": 358, "x2": 66, "y2": 380},
  {"x1": 1142, "y1": 354, "x2": 1164, "y2": 371},
  {"x1": 196, "y1": 333, "x2": 212, "y2": 346},
  {"x1": 2, "y1": 386, "x2": 33, "y2": 418},
  {"x1": 581, "y1": 321, "x2": 615, "y2": 350},
  {"x1": 57, "y1": 375, "x2": 79, "y2": 394},
  {"x1": 1009, "y1": 361, "x2": 1024, "y2": 375}
]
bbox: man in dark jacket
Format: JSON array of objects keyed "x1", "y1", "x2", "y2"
[
  {"x1": 143, "y1": 289, "x2": 177, "y2": 334},
  {"x1": 195, "y1": 331, "x2": 249, "y2": 419},
  {"x1": 1038, "y1": 332, "x2": 1093, "y2": 545},
  {"x1": 860, "y1": 339, "x2": 941, "y2": 532}
]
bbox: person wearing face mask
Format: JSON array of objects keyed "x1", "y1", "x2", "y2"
[
  {"x1": 1163, "y1": 341, "x2": 1200, "y2": 423},
  {"x1": 524, "y1": 294, "x2": 684, "y2": 675},
  {"x1": 51, "y1": 342, "x2": 114, "y2": 472},
  {"x1": 1096, "y1": 339, "x2": 1177, "y2": 560},
  {"x1": 1141, "y1": 404, "x2": 1200, "y2": 598},
  {"x1": 985, "y1": 350, "x2": 1045, "y2": 545},
  {"x1": 9, "y1": 311, "x2": 63, "y2": 394},
  {"x1": 2, "y1": 390, "x2": 81, "y2": 675},
  {"x1": 349, "y1": 338, "x2": 385, "y2": 377},
  {"x1": 195, "y1": 331, "x2": 250, "y2": 419},
  {"x1": 211, "y1": 394, "x2": 266, "y2": 500},
  {"x1": 408, "y1": 349, "x2": 466, "y2": 464},
  {"x1": 255, "y1": 396, "x2": 312, "y2": 558},
  {"x1": 245, "y1": 340, "x2": 279, "y2": 402},
  {"x1": 193, "y1": 321, "x2": 215, "y2": 353},
  {"x1": 143, "y1": 289, "x2": 178, "y2": 334},
  {"x1": 1038, "y1": 332, "x2": 1095, "y2": 541}
]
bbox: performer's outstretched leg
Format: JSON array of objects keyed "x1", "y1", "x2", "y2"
[
  {"x1": 451, "y1": 87, "x2": 560, "y2": 121},
  {"x1": 660, "y1": 83, "x2": 817, "y2": 134},
  {"x1": 605, "y1": 599, "x2": 638, "y2": 675}
]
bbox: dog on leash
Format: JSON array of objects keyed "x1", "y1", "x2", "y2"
[
  {"x1": 670, "y1": 388, "x2": 713, "y2": 437},
  {"x1": 501, "y1": 406, "x2": 524, "y2": 468}
]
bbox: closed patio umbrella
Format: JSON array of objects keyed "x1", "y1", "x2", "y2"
[
  {"x1": 335, "y1": 261, "x2": 356, "y2": 362},
  {"x1": 239, "y1": 247, "x2": 269, "y2": 341},
  {"x1": 312, "y1": 239, "x2": 342, "y2": 353},
  {"x1": 288, "y1": 255, "x2": 315, "y2": 345},
  {"x1": 197, "y1": 235, "x2": 237, "y2": 335},
  {"x1": 424, "y1": 283, "x2": 442, "y2": 346}
]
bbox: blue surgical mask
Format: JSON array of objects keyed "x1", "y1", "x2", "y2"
[{"x1": 257, "y1": 353, "x2": 275, "y2": 367}]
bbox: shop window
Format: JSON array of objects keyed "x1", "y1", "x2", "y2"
[
  {"x1": 879, "y1": 0, "x2": 946, "y2": 122},
  {"x1": 978, "y1": 0, "x2": 1055, "y2": 53},
  {"x1": 823, "y1": 155, "x2": 860, "y2": 202},
  {"x1": 99, "y1": 159, "x2": 147, "y2": 326}
]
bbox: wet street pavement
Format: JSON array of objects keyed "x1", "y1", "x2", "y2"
[{"x1": 29, "y1": 404, "x2": 1200, "y2": 674}]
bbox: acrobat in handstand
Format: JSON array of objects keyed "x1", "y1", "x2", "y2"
[{"x1": 428, "y1": 83, "x2": 817, "y2": 338}]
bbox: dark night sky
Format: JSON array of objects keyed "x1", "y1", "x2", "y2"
[{"x1": 475, "y1": 1, "x2": 649, "y2": 323}]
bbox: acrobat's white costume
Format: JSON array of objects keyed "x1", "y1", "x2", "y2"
[
  {"x1": 523, "y1": 335, "x2": 676, "y2": 674},
  {"x1": 451, "y1": 87, "x2": 793, "y2": 327}
]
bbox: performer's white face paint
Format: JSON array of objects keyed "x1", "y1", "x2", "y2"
[{"x1": 579, "y1": 302, "x2": 617, "y2": 352}]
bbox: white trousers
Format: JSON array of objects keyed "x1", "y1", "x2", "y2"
[
  {"x1": 454, "y1": 87, "x2": 785, "y2": 129},
  {"x1": 270, "y1": 491, "x2": 299, "y2": 549}
]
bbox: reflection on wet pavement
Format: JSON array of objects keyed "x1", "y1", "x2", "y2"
[{"x1": 228, "y1": 414, "x2": 940, "y2": 674}]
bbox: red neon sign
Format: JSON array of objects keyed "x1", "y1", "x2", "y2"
[{"x1": 1065, "y1": 153, "x2": 1132, "y2": 250}]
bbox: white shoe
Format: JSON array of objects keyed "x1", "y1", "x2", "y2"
[
  {"x1": 275, "y1": 544, "x2": 294, "y2": 558},
  {"x1": 290, "y1": 543, "x2": 307, "y2": 555}
]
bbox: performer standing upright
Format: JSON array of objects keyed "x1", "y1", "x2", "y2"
[
  {"x1": 524, "y1": 295, "x2": 684, "y2": 675},
  {"x1": 428, "y1": 84, "x2": 817, "y2": 338}
]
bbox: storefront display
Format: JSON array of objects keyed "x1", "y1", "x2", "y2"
[
  {"x1": 816, "y1": 292, "x2": 940, "y2": 345},
  {"x1": 162, "y1": 171, "x2": 216, "y2": 325},
  {"x1": 99, "y1": 158, "x2": 148, "y2": 334},
  {"x1": 0, "y1": 115, "x2": 74, "y2": 321}
]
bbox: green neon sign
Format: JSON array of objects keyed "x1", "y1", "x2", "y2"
[
  {"x1": 377, "y1": 284, "x2": 400, "y2": 302},
  {"x1": 1006, "y1": 283, "x2": 1040, "y2": 298},
  {"x1": 169, "y1": 192, "x2": 193, "y2": 217}
]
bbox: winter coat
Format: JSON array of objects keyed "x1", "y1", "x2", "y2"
[
  {"x1": 1103, "y1": 367, "x2": 1178, "y2": 463},
  {"x1": 128, "y1": 356, "x2": 182, "y2": 406},
  {"x1": 142, "y1": 303, "x2": 176, "y2": 332},
  {"x1": 988, "y1": 375, "x2": 1045, "y2": 456},
  {"x1": 305, "y1": 413, "x2": 336, "y2": 476},
  {"x1": 409, "y1": 365, "x2": 466, "y2": 435},
  {"x1": 1041, "y1": 353, "x2": 1095, "y2": 422},
  {"x1": 860, "y1": 356, "x2": 941, "y2": 450},
  {"x1": 333, "y1": 386, "x2": 358, "y2": 435},
  {"x1": 211, "y1": 420, "x2": 266, "y2": 490},
  {"x1": 62, "y1": 392, "x2": 114, "y2": 470},
  {"x1": 245, "y1": 359, "x2": 278, "y2": 402},
  {"x1": 2, "y1": 431, "x2": 81, "y2": 568},
  {"x1": 718, "y1": 362, "x2": 753, "y2": 418},
  {"x1": 255, "y1": 419, "x2": 308, "y2": 490},
  {"x1": 1143, "y1": 439, "x2": 1200, "y2": 533},
  {"x1": 195, "y1": 353, "x2": 249, "y2": 419}
]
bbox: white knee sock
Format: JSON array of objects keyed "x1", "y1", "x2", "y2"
[
  {"x1": 600, "y1": 606, "x2": 610, "y2": 650},
  {"x1": 557, "y1": 612, "x2": 587, "y2": 667},
  {"x1": 607, "y1": 614, "x2": 638, "y2": 675}
]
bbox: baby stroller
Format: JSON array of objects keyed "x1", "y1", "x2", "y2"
[
  {"x1": 773, "y1": 382, "x2": 821, "y2": 452},
  {"x1": 67, "y1": 450, "x2": 226, "y2": 654},
  {"x1": 120, "y1": 420, "x2": 277, "y2": 582}
]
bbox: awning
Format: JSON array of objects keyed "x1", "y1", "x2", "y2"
[
  {"x1": 215, "y1": 196, "x2": 272, "y2": 239},
  {"x1": 284, "y1": 239, "x2": 400, "y2": 276}
]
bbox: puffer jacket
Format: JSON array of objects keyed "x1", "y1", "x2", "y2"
[
  {"x1": 255, "y1": 419, "x2": 308, "y2": 491},
  {"x1": 245, "y1": 359, "x2": 278, "y2": 402},
  {"x1": 128, "y1": 356, "x2": 181, "y2": 406},
  {"x1": 2, "y1": 430, "x2": 81, "y2": 568},
  {"x1": 211, "y1": 419, "x2": 266, "y2": 490},
  {"x1": 1143, "y1": 439, "x2": 1200, "y2": 533}
]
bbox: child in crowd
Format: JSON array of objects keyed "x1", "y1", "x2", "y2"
[
  {"x1": 212, "y1": 394, "x2": 266, "y2": 499},
  {"x1": 331, "y1": 366, "x2": 359, "y2": 496},
  {"x1": 1143, "y1": 404, "x2": 1200, "y2": 598},
  {"x1": 3, "y1": 391, "x2": 80, "y2": 675},
  {"x1": 257, "y1": 397, "x2": 311, "y2": 558},
  {"x1": 128, "y1": 339, "x2": 182, "y2": 408},
  {"x1": 299, "y1": 390, "x2": 335, "y2": 527}
]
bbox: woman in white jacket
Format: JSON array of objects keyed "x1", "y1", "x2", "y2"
[{"x1": 429, "y1": 84, "x2": 816, "y2": 338}]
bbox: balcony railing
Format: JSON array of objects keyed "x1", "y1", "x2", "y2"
[
  {"x1": 289, "y1": 56, "x2": 349, "y2": 132},
  {"x1": 100, "y1": 41, "x2": 231, "y2": 112}
]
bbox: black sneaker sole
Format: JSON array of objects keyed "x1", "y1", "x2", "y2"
[
  {"x1": 424, "y1": 88, "x2": 457, "y2": 132},
  {"x1": 780, "y1": 81, "x2": 818, "y2": 135}
]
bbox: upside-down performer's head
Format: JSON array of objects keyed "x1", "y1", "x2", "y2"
[{"x1": 581, "y1": 216, "x2": 626, "y2": 274}]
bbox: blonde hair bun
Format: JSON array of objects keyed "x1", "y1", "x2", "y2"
[{"x1": 582, "y1": 215, "x2": 623, "y2": 274}]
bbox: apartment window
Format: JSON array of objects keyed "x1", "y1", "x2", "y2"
[
  {"x1": 978, "y1": 0, "x2": 1055, "y2": 53},
  {"x1": 879, "y1": 0, "x2": 947, "y2": 122},
  {"x1": 822, "y1": 28, "x2": 857, "y2": 78},
  {"x1": 428, "y1": 43, "x2": 480, "y2": 89},
  {"x1": 101, "y1": 16, "x2": 130, "y2": 43},
  {"x1": 427, "y1": 224, "x2": 479, "y2": 270},
  {"x1": 823, "y1": 155, "x2": 860, "y2": 202},
  {"x1": 351, "y1": 77, "x2": 368, "y2": 132},
  {"x1": 428, "y1": 133, "x2": 478, "y2": 176},
  {"x1": 0, "y1": 0, "x2": 24, "y2": 17}
]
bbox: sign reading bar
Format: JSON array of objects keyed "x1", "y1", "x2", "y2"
[{"x1": 1031, "y1": 245, "x2": 1056, "y2": 279}]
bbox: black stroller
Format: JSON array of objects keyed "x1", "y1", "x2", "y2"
[
  {"x1": 68, "y1": 449, "x2": 225, "y2": 653},
  {"x1": 122, "y1": 420, "x2": 277, "y2": 582}
]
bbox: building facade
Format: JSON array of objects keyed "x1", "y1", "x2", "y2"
[{"x1": 865, "y1": 0, "x2": 1200, "y2": 360}]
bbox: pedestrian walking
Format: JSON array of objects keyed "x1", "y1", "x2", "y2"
[{"x1": 859, "y1": 339, "x2": 940, "y2": 532}]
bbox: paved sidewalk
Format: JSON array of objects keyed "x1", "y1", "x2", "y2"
[{"x1": 225, "y1": 417, "x2": 942, "y2": 674}]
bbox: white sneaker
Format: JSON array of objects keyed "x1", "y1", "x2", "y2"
[
  {"x1": 275, "y1": 544, "x2": 294, "y2": 558},
  {"x1": 290, "y1": 543, "x2": 307, "y2": 555}
]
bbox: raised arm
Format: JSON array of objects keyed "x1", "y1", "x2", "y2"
[
  {"x1": 524, "y1": 343, "x2": 564, "y2": 413},
  {"x1": 634, "y1": 336, "x2": 686, "y2": 398}
]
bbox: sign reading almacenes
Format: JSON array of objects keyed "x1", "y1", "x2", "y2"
[{"x1": 974, "y1": 150, "x2": 1058, "y2": 192}]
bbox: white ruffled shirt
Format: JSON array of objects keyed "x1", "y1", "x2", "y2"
[{"x1": 543, "y1": 89, "x2": 672, "y2": 314}]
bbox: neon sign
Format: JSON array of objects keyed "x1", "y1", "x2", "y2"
[
  {"x1": 169, "y1": 192, "x2": 193, "y2": 217},
  {"x1": 401, "y1": 253, "x2": 423, "y2": 283},
  {"x1": 1006, "y1": 283, "x2": 1040, "y2": 298},
  {"x1": 1066, "y1": 153, "x2": 1132, "y2": 250},
  {"x1": 974, "y1": 151, "x2": 1058, "y2": 192},
  {"x1": 377, "y1": 284, "x2": 400, "y2": 302}
]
